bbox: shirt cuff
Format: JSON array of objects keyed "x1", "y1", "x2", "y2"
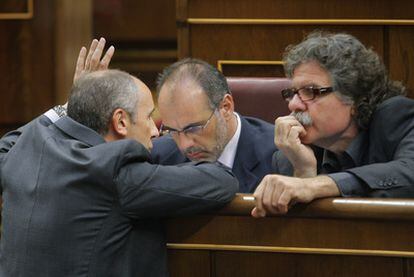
[
  {"x1": 44, "y1": 108, "x2": 61, "y2": 123},
  {"x1": 328, "y1": 172, "x2": 368, "y2": 197},
  {"x1": 44, "y1": 105, "x2": 67, "y2": 123}
]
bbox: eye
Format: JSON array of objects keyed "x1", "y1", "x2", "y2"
[{"x1": 184, "y1": 125, "x2": 203, "y2": 135}]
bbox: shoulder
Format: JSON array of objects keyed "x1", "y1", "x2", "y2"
[
  {"x1": 151, "y1": 135, "x2": 187, "y2": 164},
  {"x1": 368, "y1": 96, "x2": 414, "y2": 155},
  {"x1": 239, "y1": 115, "x2": 277, "y2": 156},
  {"x1": 240, "y1": 116, "x2": 274, "y2": 137},
  {"x1": 370, "y1": 96, "x2": 414, "y2": 130}
]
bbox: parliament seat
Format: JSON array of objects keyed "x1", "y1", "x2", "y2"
[{"x1": 227, "y1": 77, "x2": 291, "y2": 123}]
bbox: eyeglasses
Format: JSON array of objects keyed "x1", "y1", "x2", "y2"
[
  {"x1": 159, "y1": 109, "x2": 217, "y2": 137},
  {"x1": 281, "y1": 86, "x2": 334, "y2": 102}
]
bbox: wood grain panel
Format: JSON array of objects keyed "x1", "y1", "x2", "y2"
[
  {"x1": 214, "y1": 251, "x2": 404, "y2": 277},
  {"x1": 168, "y1": 249, "x2": 210, "y2": 277},
  {"x1": 0, "y1": 0, "x2": 55, "y2": 126},
  {"x1": 0, "y1": 0, "x2": 29, "y2": 13},
  {"x1": 407, "y1": 259, "x2": 414, "y2": 276},
  {"x1": 188, "y1": 25, "x2": 384, "y2": 66},
  {"x1": 94, "y1": 0, "x2": 176, "y2": 42},
  {"x1": 186, "y1": 0, "x2": 414, "y2": 19},
  {"x1": 55, "y1": 0, "x2": 92, "y2": 104},
  {"x1": 389, "y1": 27, "x2": 414, "y2": 99},
  {"x1": 167, "y1": 215, "x2": 414, "y2": 252}
]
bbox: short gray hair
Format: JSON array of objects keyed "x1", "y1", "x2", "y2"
[
  {"x1": 283, "y1": 31, "x2": 405, "y2": 129},
  {"x1": 156, "y1": 58, "x2": 230, "y2": 110},
  {"x1": 68, "y1": 69, "x2": 139, "y2": 135}
]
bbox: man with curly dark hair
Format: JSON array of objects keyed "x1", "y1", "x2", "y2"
[{"x1": 252, "y1": 31, "x2": 414, "y2": 217}]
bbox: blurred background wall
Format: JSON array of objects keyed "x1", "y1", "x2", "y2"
[
  {"x1": 1, "y1": 0, "x2": 414, "y2": 136},
  {"x1": 0, "y1": 0, "x2": 176, "y2": 135}
]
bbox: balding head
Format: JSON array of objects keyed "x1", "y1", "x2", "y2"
[
  {"x1": 68, "y1": 69, "x2": 139, "y2": 135},
  {"x1": 157, "y1": 58, "x2": 230, "y2": 110}
]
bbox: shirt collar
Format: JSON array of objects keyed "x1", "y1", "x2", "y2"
[
  {"x1": 322, "y1": 130, "x2": 367, "y2": 173},
  {"x1": 218, "y1": 112, "x2": 242, "y2": 168},
  {"x1": 54, "y1": 116, "x2": 106, "y2": 146}
]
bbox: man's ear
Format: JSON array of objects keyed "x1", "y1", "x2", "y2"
[
  {"x1": 110, "y1": 108, "x2": 130, "y2": 138},
  {"x1": 220, "y1": 94, "x2": 235, "y2": 120}
]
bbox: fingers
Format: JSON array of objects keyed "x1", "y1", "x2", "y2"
[
  {"x1": 73, "y1": 37, "x2": 115, "y2": 83},
  {"x1": 99, "y1": 45, "x2": 115, "y2": 70},
  {"x1": 84, "y1": 39, "x2": 99, "y2": 70},
  {"x1": 252, "y1": 179, "x2": 266, "y2": 218},
  {"x1": 89, "y1": 37, "x2": 106, "y2": 70},
  {"x1": 277, "y1": 190, "x2": 291, "y2": 214},
  {"x1": 288, "y1": 125, "x2": 306, "y2": 143},
  {"x1": 275, "y1": 116, "x2": 304, "y2": 145},
  {"x1": 252, "y1": 175, "x2": 296, "y2": 217},
  {"x1": 262, "y1": 178, "x2": 279, "y2": 214},
  {"x1": 73, "y1": 47, "x2": 87, "y2": 82}
]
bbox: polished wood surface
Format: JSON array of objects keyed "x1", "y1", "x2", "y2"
[
  {"x1": 177, "y1": 0, "x2": 414, "y2": 98},
  {"x1": 0, "y1": 0, "x2": 92, "y2": 136},
  {"x1": 167, "y1": 194, "x2": 414, "y2": 276},
  {"x1": 94, "y1": 0, "x2": 177, "y2": 91}
]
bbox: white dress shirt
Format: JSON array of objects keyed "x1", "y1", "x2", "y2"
[{"x1": 217, "y1": 112, "x2": 242, "y2": 169}]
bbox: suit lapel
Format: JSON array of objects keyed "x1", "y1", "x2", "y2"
[{"x1": 232, "y1": 117, "x2": 260, "y2": 193}]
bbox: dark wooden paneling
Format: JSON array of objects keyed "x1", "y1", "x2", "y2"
[
  {"x1": 94, "y1": 0, "x2": 176, "y2": 42},
  {"x1": 389, "y1": 27, "x2": 414, "y2": 98},
  {"x1": 168, "y1": 250, "x2": 211, "y2": 277},
  {"x1": 408, "y1": 259, "x2": 414, "y2": 276},
  {"x1": 0, "y1": 0, "x2": 55, "y2": 126},
  {"x1": 167, "y1": 196, "x2": 414, "y2": 276},
  {"x1": 168, "y1": 215, "x2": 414, "y2": 252},
  {"x1": 220, "y1": 64, "x2": 285, "y2": 78},
  {"x1": 179, "y1": 0, "x2": 414, "y2": 95},
  {"x1": 0, "y1": 0, "x2": 28, "y2": 13},
  {"x1": 188, "y1": 25, "x2": 384, "y2": 68},
  {"x1": 187, "y1": 0, "x2": 414, "y2": 19},
  {"x1": 93, "y1": 0, "x2": 177, "y2": 91},
  {"x1": 214, "y1": 252, "x2": 404, "y2": 277}
]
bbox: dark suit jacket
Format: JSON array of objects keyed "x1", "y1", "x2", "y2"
[
  {"x1": 273, "y1": 96, "x2": 414, "y2": 197},
  {"x1": 0, "y1": 115, "x2": 238, "y2": 277},
  {"x1": 151, "y1": 116, "x2": 276, "y2": 193}
]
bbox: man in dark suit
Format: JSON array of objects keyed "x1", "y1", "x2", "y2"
[
  {"x1": 0, "y1": 68, "x2": 238, "y2": 276},
  {"x1": 152, "y1": 59, "x2": 276, "y2": 193},
  {"x1": 252, "y1": 32, "x2": 414, "y2": 217}
]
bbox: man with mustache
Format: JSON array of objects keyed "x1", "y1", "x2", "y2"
[
  {"x1": 252, "y1": 32, "x2": 414, "y2": 217},
  {"x1": 151, "y1": 58, "x2": 277, "y2": 193}
]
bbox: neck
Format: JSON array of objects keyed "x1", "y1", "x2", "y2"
[
  {"x1": 226, "y1": 113, "x2": 238, "y2": 144},
  {"x1": 316, "y1": 121, "x2": 359, "y2": 155}
]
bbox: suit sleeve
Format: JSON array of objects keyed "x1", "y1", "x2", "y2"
[
  {"x1": 115, "y1": 157, "x2": 239, "y2": 219},
  {"x1": 345, "y1": 97, "x2": 414, "y2": 197},
  {"x1": 0, "y1": 114, "x2": 53, "y2": 192}
]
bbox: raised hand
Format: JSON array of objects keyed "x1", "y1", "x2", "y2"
[
  {"x1": 274, "y1": 115, "x2": 317, "y2": 177},
  {"x1": 73, "y1": 37, "x2": 115, "y2": 83}
]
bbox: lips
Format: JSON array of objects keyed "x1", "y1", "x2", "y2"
[{"x1": 186, "y1": 151, "x2": 205, "y2": 160}]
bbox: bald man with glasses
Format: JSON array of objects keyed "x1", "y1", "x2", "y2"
[
  {"x1": 152, "y1": 58, "x2": 277, "y2": 193},
  {"x1": 252, "y1": 32, "x2": 414, "y2": 217}
]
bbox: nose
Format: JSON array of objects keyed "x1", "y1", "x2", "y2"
[
  {"x1": 174, "y1": 132, "x2": 195, "y2": 151},
  {"x1": 150, "y1": 119, "x2": 160, "y2": 138},
  {"x1": 288, "y1": 94, "x2": 307, "y2": 112}
]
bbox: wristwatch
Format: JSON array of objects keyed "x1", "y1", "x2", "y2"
[{"x1": 52, "y1": 105, "x2": 67, "y2": 117}]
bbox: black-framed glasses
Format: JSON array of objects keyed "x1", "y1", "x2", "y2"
[
  {"x1": 159, "y1": 108, "x2": 217, "y2": 137},
  {"x1": 281, "y1": 86, "x2": 334, "y2": 102}
]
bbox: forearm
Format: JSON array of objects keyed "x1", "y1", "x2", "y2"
[
  {"x1": 294, "y1": 167, "x2": 317, "y2": 178},
  {"x1": 307, "y1": 175, "x2": 341, "y2": 199}
]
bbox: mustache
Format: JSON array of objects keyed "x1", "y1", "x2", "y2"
[
  {"x1": 183, "y1": 146, "x2": 205, "y2": 157},
  {"x1": 291, "y1": 111, "x2": 313, "y2": 126}
]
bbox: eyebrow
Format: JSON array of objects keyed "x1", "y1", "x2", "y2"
[{"x1": 163, "y1": 120, "x2": 206, "y2": 132}]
